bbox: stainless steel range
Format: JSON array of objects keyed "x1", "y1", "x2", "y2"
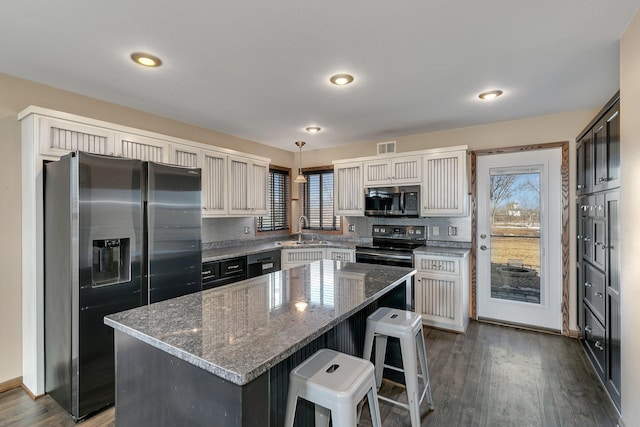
[{"x1": 355, "y1": 225, "x2": 427, "y2": 267}]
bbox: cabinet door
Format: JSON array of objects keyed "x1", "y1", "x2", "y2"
[
  {"x1": 202, "y1": 150, "x2": 227, "y2": 216},
  {"x1": 249, "y1": 160, "x2": 269, "y2": 216},
  {"x1": 391, "y1": 156, "x2": 422, "y2": 184},
  {"x1": 280, "y1": 249, "x2": 324, "y2": 269},
  {"x1": 225, "y1": 156, "x2": 269, "y2": 216},
  {"x1": 334, "y1": 162, "x2": 364, "y2": 215},
  {"x1": 171, "y1": 145, "x2": 200, "y2": 168},
  {"x1": 605, "y1": 190, "x2": 621, "y2": 407},
  {"x1": 421, "y1": 150, "x2": 468, "y2": 216},
  {"x1": 363, "y1": 159, "x2": 392, "y2": 186},
  {"x1": 114, "y1": 132, "x2": 169, "y2": 162},
  {"x1": 593, "y1": 103, "x2": 621, "y2": 192},
  {"x1": 576, "y1": 136, "x2": 587, "y2": 195},
  {"x1": 39, "y1": 117, "x2": 114, "y2": 157},
  {"x1": 415, "y1": 272, "x2": 461, "y2": 330}
]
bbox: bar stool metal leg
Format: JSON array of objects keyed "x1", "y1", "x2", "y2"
[{"x1": 416, "y1": 327, "x2": 435, "y2": 409}]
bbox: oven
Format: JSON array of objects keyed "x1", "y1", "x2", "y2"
[{"x1": 355, "y1": 225, "x2": 426, "y2": 268}]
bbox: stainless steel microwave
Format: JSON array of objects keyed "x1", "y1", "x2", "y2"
[{"x1": 364, "y1": 185, "x2": 420, "y2": 217}]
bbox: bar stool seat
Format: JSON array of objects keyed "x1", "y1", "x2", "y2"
[
  {"x1": 284, "y1": 348, "x2": 382, "y2": 427},
  {"x1": 363, "y1": 307, "x2": 435, "y2": 427}
]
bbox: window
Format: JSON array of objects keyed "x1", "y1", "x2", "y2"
[
  {"x1": 257, "y1": 167, "x2": 290, "y2": 232},
  {"x1": 301, "y1": 168, "x2": 340, "y2": 231}
]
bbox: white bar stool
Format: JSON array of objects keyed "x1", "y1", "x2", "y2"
[
  {"x1": 363, "y1": 307, "x2": 435, "y2": 427},
  {"x1": 284, "y1": 348, "x2": 382, "y2": 427}
]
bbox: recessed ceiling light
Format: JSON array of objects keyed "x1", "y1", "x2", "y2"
[
  {"x1": 131, "y1": 52, "x2": 162, "y2": 67},
  {"x1": 478, "y1": 90, "x2": 503, "y2": 100},
  {"x1": 305, "y1": 126, "x2": 321, "y2": 134},
  {"x1": 330, "y1": 73, "x2": 354, "y2": 86}
]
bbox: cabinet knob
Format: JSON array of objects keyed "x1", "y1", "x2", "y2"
[
  {"x1": 577, "y1": 184, "x2": 584, "y2": 189},
  {"x1": 594, "y1": 341, "x2": 604, "y2": 351},
  {"x1": 595, "y1": 291, "x2": 604, "y2": 298},
  {"x1": 584, "y1": 282, "x2": 592, "y2": 288},
  {"x1": 584, "y1": 325, "x2": 593, "y2": 333}
]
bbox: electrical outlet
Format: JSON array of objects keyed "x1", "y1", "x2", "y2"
[
  {"x1": 348, "y1": 224, "x2": 355, "y2": 232},
  {"x1": 432, "y1": 226, "x2": 439, "y2": 236},
  {"x1": 448, "y1": 226, "x2": 457, "y2": 236},
  {"x1": 243, "y1": 226, "x2": 250, "y2": 234}
]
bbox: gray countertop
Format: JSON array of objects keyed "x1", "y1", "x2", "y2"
[
  {"x1": 202, "y1": 240, "x2": 357, "y2": 262},
  {"x1": 105, "y1": 260, "x2": 415, "y2": 386}
]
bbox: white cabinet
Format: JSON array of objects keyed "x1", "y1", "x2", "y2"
[
  {"x1": 333, "y1": 161, "x2": 364, "y2": 216},
  {"x1": 421, "y1": 150, "x2": 468, "y2": 217},
  {"x1": 363, "y1": 156, "x2": 422, "y2": 186},
  {"x1": 227, "y1": 156, "x2": 269, "y2": 216},
  {"x1": 201, "y1": 150, "x2": 228, "y2": 216},
  {"x1": 414, "y1": 252, "x2": 469, "y2": 333},
  {"x1": 281, "y1": 248, "x2": 326, "y2": 270},
  {"x1": 114, "y1": 132, "x2": 169, "y2": 162},
  {"x1": 281, "y1": 247, "x2": 355, "y2": 269},
  {"x1": 171, "y1": 144, "x2": 200, "y2": 168},
  {"x1": 39, "y1": 117, "x2": 115, "y2": 157}
]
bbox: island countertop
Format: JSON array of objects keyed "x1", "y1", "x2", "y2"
[{"x1": 105, "y1": 260, "x2": 415, "y2": 386}]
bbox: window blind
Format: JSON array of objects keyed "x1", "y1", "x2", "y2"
[
  {"x1": 257, "y1": 169, "x2": 290, "y2": 232},
  {"x1": 301, "y1": 169, "x2": 340, "y2": 231}
]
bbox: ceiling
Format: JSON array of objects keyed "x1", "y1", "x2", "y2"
[{"x1": 1, "y1": 1, "x2": 638, "y2": 152}]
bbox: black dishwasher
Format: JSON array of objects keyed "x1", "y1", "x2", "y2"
[
  {"x1": 201, "y1": 256, "x2": 247, "y2": 290},
  {"x1": 247, "y1": 250, "x2": 281, "y2": 278}
]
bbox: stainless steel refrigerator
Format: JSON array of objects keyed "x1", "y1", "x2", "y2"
[{"x1": 44, "y1": 151, "x2": 202, "y2": 419}]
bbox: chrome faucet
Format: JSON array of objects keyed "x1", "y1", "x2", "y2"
[{"x1": 297, "y1": 215, "x2": 308, "y2": 242}]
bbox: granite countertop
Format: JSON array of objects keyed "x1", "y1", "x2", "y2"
[
  {"x1": 105, "y1": 260, "x2": 415, "y2": 386},
  {"x1": 202, "y1": 240, "x2": 358, "y2": 262},
  {"x1": 414, "y1": 246, "x2": 471, "y2": 257}
]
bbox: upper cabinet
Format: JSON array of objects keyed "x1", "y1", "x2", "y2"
[
  {"x1": 39, "y1": 116, "x2": 115, "y2": 157},
  {"x1": 577, "y1": 94, "x2": 620, "y2": 195},
  {"x1": 114, "y1": 132, "x2": 170, "y2": 163},
  {"x1": 334, "y1": 161, "x2": 364, "y2": 216},
  {"x1": 227, "y1": 155, "x2": 269, "y2": 216},
  {"x1": 333, "y1": 146, "x2": 468, "y2": 217},
  {"x1": 421, "y1": 150, "x2": 468, "y2": 216},
  {"x1": 363, "y1": 156, "x2": 422, "y2": 186},
  {"x1": 20, "y1": 106, "x2": 270, "y2": 218}
]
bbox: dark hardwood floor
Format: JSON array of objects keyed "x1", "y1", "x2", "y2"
[{"x1": 0, "y1": 321, "x2": 619, "y2": 426}]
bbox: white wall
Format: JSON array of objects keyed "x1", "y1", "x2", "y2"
[
  {"x1": 620, "y1": 10, "x2": 640, "y2": 425},
  {"x1": 0, "y1": 116, "x2": 23, "y2": 384}
]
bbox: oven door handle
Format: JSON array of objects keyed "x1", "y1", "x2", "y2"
[{"x1": 356, "y1": 251, "x2": 413, "y2": 261}]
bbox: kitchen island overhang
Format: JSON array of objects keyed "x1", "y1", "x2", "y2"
[{"x1": 105, "y1": 260, "x2": 415, "y2": 426}]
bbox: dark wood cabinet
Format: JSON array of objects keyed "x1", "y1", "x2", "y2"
[{"x1": 576, "y1": 92, "x2": 621, "y2": 411}]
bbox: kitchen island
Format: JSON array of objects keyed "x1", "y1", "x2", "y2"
[{"x1": 105, "y1": 260, "x2": 415, "y2": 426}]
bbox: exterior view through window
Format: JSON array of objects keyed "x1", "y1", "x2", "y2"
[{"x1": 490, "y1": 172, "x2": 541, "y2": 304}]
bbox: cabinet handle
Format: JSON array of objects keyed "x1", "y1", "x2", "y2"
[
  {"x1": 584, "y1": 282, "x2": 592, "y2": 288},
  {"x1": 595, "y1": 291, "x2": 604, "y2": 298},
  {"x1": 576, "y1": 235, "x2": 582, "y2": 240},
  {"x1": 594, "y1": 341, "x2": 604, "y2": 351},
  {"x1": 598, "y1": 176, "x2": 609, "y2": 183},
  {"x1": 577, "y1": 184, "x2": 584, "y2": 189},
  {"x1": 584, "y1": 325, "x2": 593, "y2": 333},
  {"x1": 202, "y1": 270, "x2": 212, "y2": 275},
  {"x1": 228, "y1": 265, "x2": 240, "y2": 270},
  {"x1": 583, "y1": 237, "x2": 591, "y2": 242}
]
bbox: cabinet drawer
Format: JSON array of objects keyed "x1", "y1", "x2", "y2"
[
  {"x1": 415, "y1": 255, "x2": 460, "y2": 275},
  {"x1": 583, "y1": 306, "x2": 605, "y2": 376},
  {"x1": 583, "y1": 262, "x2": 605, "y2": 322}
]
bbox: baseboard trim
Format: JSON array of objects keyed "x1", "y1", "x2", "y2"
[
  {"x1": 568, "y1": 329, "x2": 581, "y2": 339},
  {"x1": 20, "y1": 383, "x2": 42, "y2": 400},
  {"x1": 0, "y1": 376, "x2": 22, "y2": 394}
]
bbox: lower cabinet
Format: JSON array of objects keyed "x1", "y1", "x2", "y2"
[
  {"x1": 281, "y1": 248, "x2": 355, "y2": 270},
  {"x1": 414, "y1": 252, "x2": 469, "y2": 333}
]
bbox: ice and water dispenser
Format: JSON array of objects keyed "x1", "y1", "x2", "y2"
[{"x1": 92, "y1": 238, "x2": 131, "y2": 287}]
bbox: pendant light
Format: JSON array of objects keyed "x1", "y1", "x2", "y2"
[{"x1": 294, "y1": 141, "x2": 307, "y2": 183}]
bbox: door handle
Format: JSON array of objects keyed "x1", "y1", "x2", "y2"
[{"x1": 480, "y1": 245, "x2": 488, "y2": 251}]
